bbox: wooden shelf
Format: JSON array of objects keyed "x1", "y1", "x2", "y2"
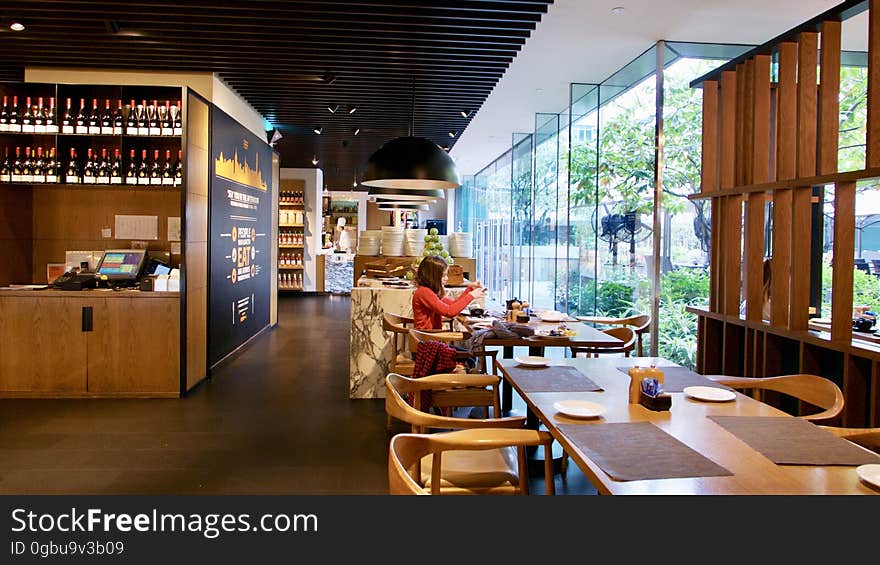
[
  {"x1": 279, "y1": 287, "x2": 303, "y2": 291},
  {"x1": 279, "y1": 223, "x2": 304, "y2": 228},
  {"x1": 279, "y1": 265, "x2": 303, "y2": 270},
  {"x1": 278, "y1": 244, "x2": 304, "y2": 249},
  {"x1": 279, "y1": 202, "x2": 304, "y2": 207},
  {"x1": 688, "y1": 167, "x2": 880, "y2": 200},
  {"x1": 1, "y1": 181, "x2": 180, "y2": 191}
]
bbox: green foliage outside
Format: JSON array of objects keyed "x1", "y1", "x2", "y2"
[{"x1": 821, "y1": 263, "x2": 880, "y2": 315}]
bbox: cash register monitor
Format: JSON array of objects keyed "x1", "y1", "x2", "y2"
[{"x1": 95, "y1": 249, "x2": 147, "y2": 281}]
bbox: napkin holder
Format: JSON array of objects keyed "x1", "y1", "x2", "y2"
[{"x1": 639, "y1": 390, "x2": 672, "y2": 411}]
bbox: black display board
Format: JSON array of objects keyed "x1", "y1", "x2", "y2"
[{"x1": 209, "y1": 106, "x2": 272, "y2": 367}]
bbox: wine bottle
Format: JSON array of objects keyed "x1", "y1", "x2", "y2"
[
  {"x1": 46, "y1": 97, "x2": 57, "y2": 133},
  {"x1": 11, "y1": 147, "x2": 23, "y2": 182},
  {"x1": 173, "y1": 100, "x2": 182, "y2": 135},
  {"x1": 174, "y1": 149, "x2": 182, "y2": 186},
  {"x1": 61, "y1": 98, "x2": 74, "y2": 134},
  {"x1": 22, "y1": 147, "x2": 34, "y2": 182},
  {"x1": 82, "y1": 148, "x2": 96, "y2": 183},
  {"x1": 0, "y1": 96, "x2": 8, "y2": 132},
  {"x1": 76, "y1": 98, "x2": 88, "y2": 134},
  {"x1": 0, "y1": 147, "x2": 11, "y2": 182},
  {"x1": 32, "y1": 147, "x2": 45, "y2": 183},
  {"x1": 126, "y1": 99, "x2": 138, "y2": 135},
  {"x1": 150, "y1": 148, "x2": 161, "y2": 184},
  {"x1": 137, "y1": 99, "x2": 148, "y2": 134},
  {"x1": 125, "y1": 149, "x2": 137, "y2": 184},
  {"x1": 88, "y1": 99, "x2": 100, "y2": 134},
  {"x1": 7, "y1": 96, "x2": 20, "y2": 132},
  {"x1": 110, "y1": 148, "x2": 122, "y2": 184},
  {"x1": 101, "y1": 100, "x2": 113, "y2": 135},
  {"x1": 161, "y1": 149, "x2": 173, "y2": 185},
  {"x1": 97, "y1": 148, "x2": 110, "y2": 183},
  {"x1": 113, "y1": 100, "x2": 123, "y2": 135},
  {"x1": 34, "y1": 97, "x2": 46, "y2": 132},
  {"x1": 45, "y1": 147, "x2": 58, "y2": 183},
  {"x1": 21, "y1": 96, "x2": 34, "y2": 132},
  {"x1": 65, "y1": 148, "x2": 80, "y2": 184},
  {"x1": 138, "y1": 148, "x2": 149, "y2": 184},
  {"x1": 148, "y1": 99, "x2": 159, "y2": 134}
]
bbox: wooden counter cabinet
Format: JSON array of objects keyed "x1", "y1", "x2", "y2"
[{"x1": 0, "y1": 290, "x2": 180, "y2": 397}]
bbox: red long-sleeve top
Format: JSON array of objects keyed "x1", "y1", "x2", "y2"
[{"x1": 412, "y1": 285, "x2": 474, "y2": 330}]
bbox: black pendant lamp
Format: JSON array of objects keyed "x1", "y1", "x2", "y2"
[{"x1": 362, "y1": 78, "x2": 460, "y2": 191}]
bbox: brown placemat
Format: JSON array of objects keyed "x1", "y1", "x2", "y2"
[
  {"x1": 616, "y1": 366, "x2": 733, "y2": 393},
  {"x1": 504, "y1": 365, "x2": 603, "y2": 393},
  {"x1": 557, "y1": 422, "x2": 733, "y2": 481},
  {"x1": 709, "y1": 416, "x2": 880, "y2": 466}
]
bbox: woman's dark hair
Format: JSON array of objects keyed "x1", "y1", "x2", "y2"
[{"x1": 414, "y1": 256, "x2": 448, "y2": 298}]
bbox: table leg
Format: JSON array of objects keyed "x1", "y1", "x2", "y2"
[{"x1": 501, "y1": 346, "x2": 513, "y2": 412}]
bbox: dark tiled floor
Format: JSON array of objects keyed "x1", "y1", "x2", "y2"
[{"x1": 0, "y1": 295, "x2": 594, "y2": 495}]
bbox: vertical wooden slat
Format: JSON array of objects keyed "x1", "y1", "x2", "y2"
[
  {"x1": 771, "y1": 189, "x2": 792, "y2": 326},
  {"x1": 744, "y1": 194, "x2": 765, "y2": 321},
  {"x1": 797, "y1": 32, "x2": 819, "y2": 178},
  {"x1": 831, "y1": 181, "x2": 855, "y2": 342},
  {"x1": 776, "y1": 42, "x2": 798, "y2": 180},
  {"x1": 701, "y1": 80, "x2": 719, "y2": 193},
  {"x1": 724, "y1": 196, "x2": 743, "y2": 316},
  {"x1": 867, "y1": 0, "x2": 880, "y2": 167},
  {"x1": 818, "y1": 20, "x2": 841, "y2": 175},
  {"x1": 735, "y1": 64, "x2": 746, "y2": 187},
  {"x1": 789, "y1": 186, "x2": 812, "y2": 330},
  {"x1": 743, "y1": 59, "x2": 755, "y2": 186},
  {"x1": 710, "y1": 197, "x2": 722, "y2": 312},
  {"x1": 720, "y1": 71, "x2": 737, "y2": 189},
  {"x1": 753, "y1": 55, "x2": 772, "y2": 184}
]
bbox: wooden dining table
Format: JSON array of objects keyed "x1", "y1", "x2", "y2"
[
  {"x1": 456, "y1": 311, "x2": 623, "y2": 412},
  {"x1": 496, "y1": 356, "x2": 879, "y2": 495}
]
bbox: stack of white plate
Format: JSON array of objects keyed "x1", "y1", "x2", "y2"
[
  {"x1": 358, "y1": 230, "x2": 381, "y2": 256},
  {"x1": 450, "y1": 232, "x2": 472, "y2": 258},
  {"x1": 381, "y1": 226, "x2": 405, "y2": 256},
  {"x1": 404, "y1": 229, "x2": 427, "y2": 256}
]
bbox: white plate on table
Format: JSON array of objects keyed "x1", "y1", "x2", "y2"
[
  {"x1": 553, "y1": 400, "x2": 605, "y2": 419},
  {"x1": 514, "y1": 355, "x2": 551, "y2": 367},
  {"x1": 537, "y1": 311, "x2": 566, "y2": 322},
  {"x1": 857, "y1": 464, "x2": 880, "y2": 489},
  {"x1": 683, "y1": 385, "x2": 736, "y2": 402}
]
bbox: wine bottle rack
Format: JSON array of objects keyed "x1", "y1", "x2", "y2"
[{"x1": 279, "y1": 187, "x2": 306, "y2": 292}]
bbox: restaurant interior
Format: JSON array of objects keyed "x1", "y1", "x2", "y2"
[{"x1": 2, "y1": 0, "x2": 880, "y2": 496}]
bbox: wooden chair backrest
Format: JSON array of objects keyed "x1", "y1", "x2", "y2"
[
  {"x1": 707, "y1": 374, "x2": 845, "y2": 422},
  {"x1": 383, "y1": 313, "x2": 413, "y2": 360},
  {"x1": 603, "y1": 327, "x2": 636, "y2": 351},
  {"x1": 385, "y1": 373, "x2": 523, "y2": 432},
  {"x1": 388, "y1": 429, "x2": 555, "y2": 495}
]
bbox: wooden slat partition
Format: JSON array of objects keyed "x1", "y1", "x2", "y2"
[
  {"x1": 831, "y1": 182, "x2": 855, "y2": 342},
  {"x1": 868, "y1": 0, "x2": 880, "y2": 168},
  {"x1": 770, "y1": 188, "x2": 792, "y2": 326},
  {"x1": 719, "y1": 71, "x2": 738, "y2": 315},
  {"x1": 818, "y1": 20, "x2": 841, "y2": 175},
  {"x1": 789, "y1": 187, "x2": 812, "y2": 331}
]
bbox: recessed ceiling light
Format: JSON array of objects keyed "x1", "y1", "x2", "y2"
[
  {"x1": 448, "y1": 131, "x2": 457, "y2": 138},
  {"x1": 610, "y1": 6, "x2": 625, "y2": 15},
  {"x1": 323, "y1": 73, "x2": 337, "y2": 85},
  {"x1": 327, "y1": 104, "x2": 338, "y2": 113},
  {"x1": 348, "y1": 106, "x2": 357, "y2": 114},
  {"x1": 311, "y1": 156, "x2": 319, "y2": 165},
  {"x1": 353, "y1": 179, "x2": 358, "y2": 188},
  {"x1": 460, "y1": 110, "x2": 469, "y2": 118},
  {"x1": 353, "y1": 127, "x2": 360, "y2": 136},
  {"x1": 10, "y1": 21, "x2": 25, "y2": 32},
  {"x1": 313, "y1": 127, "x2": 323, "y2": 135}
]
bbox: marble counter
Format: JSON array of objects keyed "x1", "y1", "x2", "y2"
[
  {"x1": 325, "y1": 253, "x2": 354, "y2": 294},
  {"x1": 349, "y1": 284, "x2": 467, "y2": 399}
]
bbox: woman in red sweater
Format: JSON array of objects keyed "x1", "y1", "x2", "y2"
[{"x1": 412, "y1": 256, "x2": 485, "y2": 330}]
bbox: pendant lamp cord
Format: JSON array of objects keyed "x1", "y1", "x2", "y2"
[{"x1": 409, "y1": 77, "x2": 415, "y2": 137}]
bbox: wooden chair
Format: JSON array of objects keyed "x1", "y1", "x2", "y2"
[
  {"x1": 569, "y1": 327, "x2": 636, "y2": 358},
  {"x1": 577, "y1": 313, "x2": 651, "y2": 356},
  {"x1": 386, "y1": 373, "x2": 554, "y2": 495},
  {"x1": 407, "y1": 328, "x2": 500, "y2": 418},
  {"x1": 816, "y1": 425, "x2": 880, "y2": 454},
  {"x1": 705, "y1": 374, "x2": 845, "y2": 423},
  {"x1": 382, "y1": 313, "x2": 415, "y2": 376}
]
